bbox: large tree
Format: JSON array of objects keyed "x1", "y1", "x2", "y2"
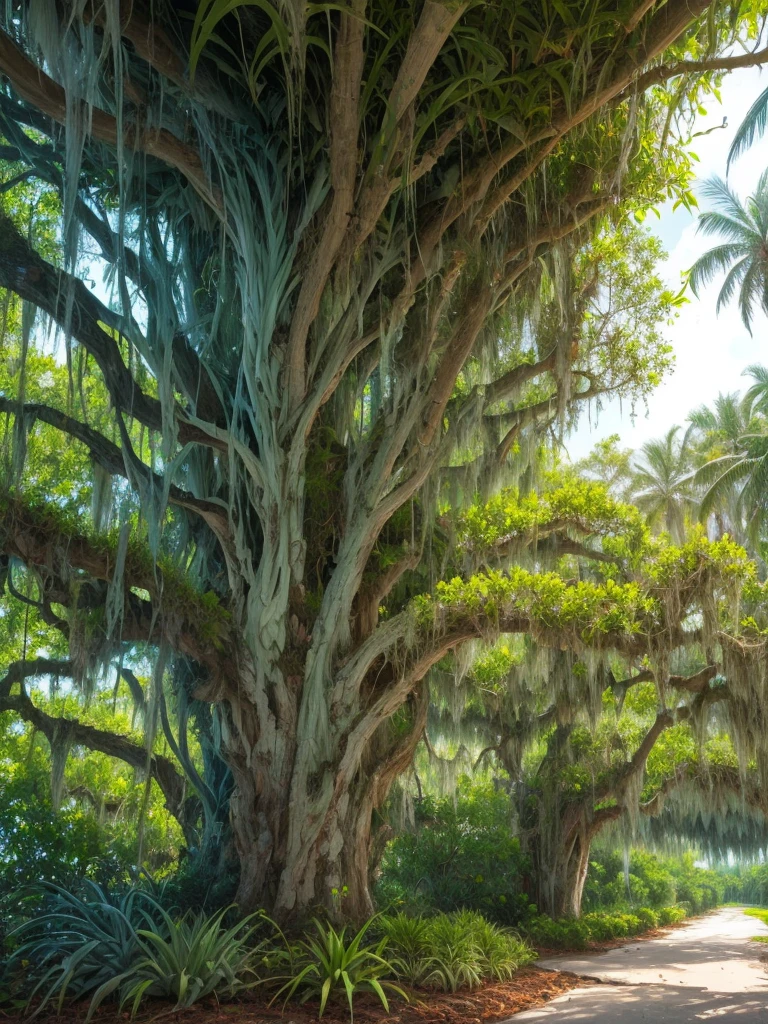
[
  {"x1": 1, "y1": 0, "x2": 768, "y2": 922},
  {"x1": 423, "y1": 482, "x2": 768, "y2": 917}
]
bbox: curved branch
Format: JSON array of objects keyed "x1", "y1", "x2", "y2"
[
  {"x1": 414, "y1": 0, "x2": 712, "y2": 273},
  {"x1": 628, "y1": 44, "x2": 768, "y2": 98},
  {"x1": 0, "y1": 496, "x2": 235, "y2": 678},
  {"x1": 0, "y1": 661, "x2": 186, "y2": 821},
  {"x1": 0, "y1": 396, "x2": 233, "y2": 550},
  {"x1": 0, "y1": 210, "x2": 223, "y2": 452},
  {"x1": 0, "y1": 28, "x2": 221, "y2": 213}
]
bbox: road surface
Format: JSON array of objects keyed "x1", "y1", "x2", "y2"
[{"x1": 511, "y1": 907, "x2": 768, "y2": 1022}]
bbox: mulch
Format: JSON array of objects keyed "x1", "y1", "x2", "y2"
[{"x1": 4, "y1": 967, "x2": 590, "y2": 1024}]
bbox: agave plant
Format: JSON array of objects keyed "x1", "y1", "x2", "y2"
[
  {"x1": 274, "y1": 916, "x2": 406, "y2": 1021},
  {"x1": 8, "y1": 880, "x2": 162, "y2": 1018},
  {"x1": 114, "y1": 905, "x2": 268, "y2": 1019}
]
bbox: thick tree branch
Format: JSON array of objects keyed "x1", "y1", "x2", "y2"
[
  {"x1": 284, "y1": 0, "x2": 367, "y2": 413},
  {"x1": 386, "y1": 2, "x2": 467, "y2": 125},
  {"x1": 0, "y1": 657, "x2": 70, "y2": 699},
  {"x1": 0, "y1": 397, "x2": 234, "y2": 558},
  {"x1": 419, "y1": 278, "x2": 494, "y2": 446},
  {"x1": 0, "y1": 210, "x2": 223, "y2": 452},
  {"x1": 0, "y1": 28, "x2": 220, "y2": 213},
  {"x1": 627, "y1": 45, "x2": 768, "y2": 98},
  {"x1": 0, "y1": 497, "x2": 235, "y2": 678},
  {"x1": 485, "y1": 349, "x2": 558, "y2": 407},
  {"x1": 625, "y1": 0, "x2": 660, "y2": 34},
  {"x1": 414, "y1": 0, "x2": 712, "y2": 275},
  {"x1": 0, "y1": 663, "x2": 187, "y2": 822}
]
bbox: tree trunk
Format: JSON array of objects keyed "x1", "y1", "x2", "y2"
[
  {"x1": 528, "y1": 799, "x2": 595, "y2": 919},
  {"x1": 220, "y1": 664, "x2": 429, "y2": 923}
]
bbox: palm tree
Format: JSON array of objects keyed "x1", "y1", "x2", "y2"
[
  {"x1": 628, "y1": 426, "x2": 696, "y2": 543},
  {"x1": 692, "y1": 366, "x2": 768, "y2": 548},
  {"x1": 688, "y1": 390, "x2": 755, "y2": 542},
  {"x1": 687, "y1": 172, "x2": 768, "y2": 334},
  {"x1": 689, "y1": 390, "x2": 754, "y2": 457}
]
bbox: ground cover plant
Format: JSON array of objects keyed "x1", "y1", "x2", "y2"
[
  {"x1": 743, "y1": 908, "x2": 768, "y2": 943},
  {"x1": 3, "y1": 887, "x2": 539, "y2": 1020}
]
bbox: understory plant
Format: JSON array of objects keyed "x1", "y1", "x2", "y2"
[
  {"x1": 524, "y1": 906, "x2": 687, "y2": 949},
  {"x1": 6, "y1": 880, "x2": 160, "y2": 1017},
  {"x1": 113, "y1": 905, "x2": 266, "y2": 1019},
  {"x1": 274, "y1": 916, "x2": 406, "y2": 1020},
  {"x1": 6, "y1": 884, "x2": 270, "y2": 1021},
  {"x1": 380, "y1": 910, "x2": 536, "y2": 992}
]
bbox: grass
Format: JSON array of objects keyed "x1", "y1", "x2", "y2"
[{"x1": 742, "y1": 907, "x2": 768, "y2": 941}]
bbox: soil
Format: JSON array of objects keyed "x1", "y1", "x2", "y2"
[{"x1": 7, "y1": 967, "x2": 588, "y2": 1024}]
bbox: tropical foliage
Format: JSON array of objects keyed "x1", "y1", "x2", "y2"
[{"x1": 688, "y1": 173, "x2": 768, "y2": 332}]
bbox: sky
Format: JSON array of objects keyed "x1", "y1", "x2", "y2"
[{"x1": 566, "y1": 65, "x2": 768, "y2": 461}]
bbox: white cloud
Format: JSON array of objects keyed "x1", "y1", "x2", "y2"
[{"x1": 567, "y1": 65, "x2": 768, "y2": 460}]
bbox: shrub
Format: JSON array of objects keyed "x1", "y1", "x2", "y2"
[
  {"x1": 583, "y1": 849, "x2": 675, "y2": 912},
  {"x1": 377, "y1": 782, "x2": 535, "y2": 926},
  {"x1": 622, "y1": 913, "x2": 638, "y2": 937},
  {"x1": 115, "y1": 905, "x2": 266, "y2": 1018},
  {"x1": 274, "y1": 917, "x2": 405, "y2": 1020},
  {"x1": 581, "y1": 913, "x2": 620, "y2": 942},
  {"x1": 379, "y1": 910, "x2": 535, "y2": 992},
  {"x1": 8, "y1": 884, "x2": 271, "y2": 1021},
  {"x1": 375, "y1": 914, "x2": 434, "y2": 986},
  {"x1": 658, "y1": 906, "x2": 687, "y2": 925},
  {"x1": 636, "y1": 907, "x2": 659, "y2": 930},
  {"x1": 523, "y1": 914, "x2": 590, "y2": 950},
  {"x1": 526, "y1": 907, "x2": 670, "y2": 948}
]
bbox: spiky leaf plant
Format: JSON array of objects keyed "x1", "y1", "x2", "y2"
[
  {"x1": 379, "y1": 910, "x2": 535, "y2": 992},
  {"x1": 115, "y1": 905, "x2": 267, "y2": 1019},
  {"x1": 274, "y1": 916, "x2": 406, "y2": 1020},
  {"x1": 7, "y1": 880, "x2": 161, "y2": 1019}
]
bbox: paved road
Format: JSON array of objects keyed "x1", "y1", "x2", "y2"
[{"x1": 510, "y1": 907, "x2": 768, "y2": 1022}]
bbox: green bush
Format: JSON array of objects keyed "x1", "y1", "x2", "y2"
[
  {"x1": 0, "y1": 779, "x2": 123, "y2": 898},
  {"x1": 523, "y1": 914, "x2": 591, "y2": 950},
  {"x1": 582, "y1": 912, "x2": 625, "y2": 941},
  {"x1": 635, "y1": 907, "x2": 659, "y2": 930},
  {"x1": 7, "y1": 883, "x2": 271, "y2": 1021},
  {"x1": 377, "y1": 782, "x2": 535, "y2": 926},
  {"x1": 658, "y1": 906, "x2": 687, "y2": 925},
  {"x1": 379, "y1": 910, "x2": 536, "y2": 992},
  {"x1": 583, "y1": 849, "x2": 675, "y2": 912},
  {"x1": 524, "y1": 905, "x2": 683, "y2": 949},
  {"x1": 726, "y1": 865, "x2": 768, "y2": 905},
  {"x1": 583, "y1": 848, "x2": 728, "y2": 916}
]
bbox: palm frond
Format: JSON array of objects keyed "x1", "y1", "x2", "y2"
[
  {"x1": 728, "y1": 84, "x2": 768, "y2": 169},
  {"x1": 688, "y1": 245, "x2": 748, "y2": 298},
  {"x1": 700, "y1": 177, "x2": 755, "y2": 228}
]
